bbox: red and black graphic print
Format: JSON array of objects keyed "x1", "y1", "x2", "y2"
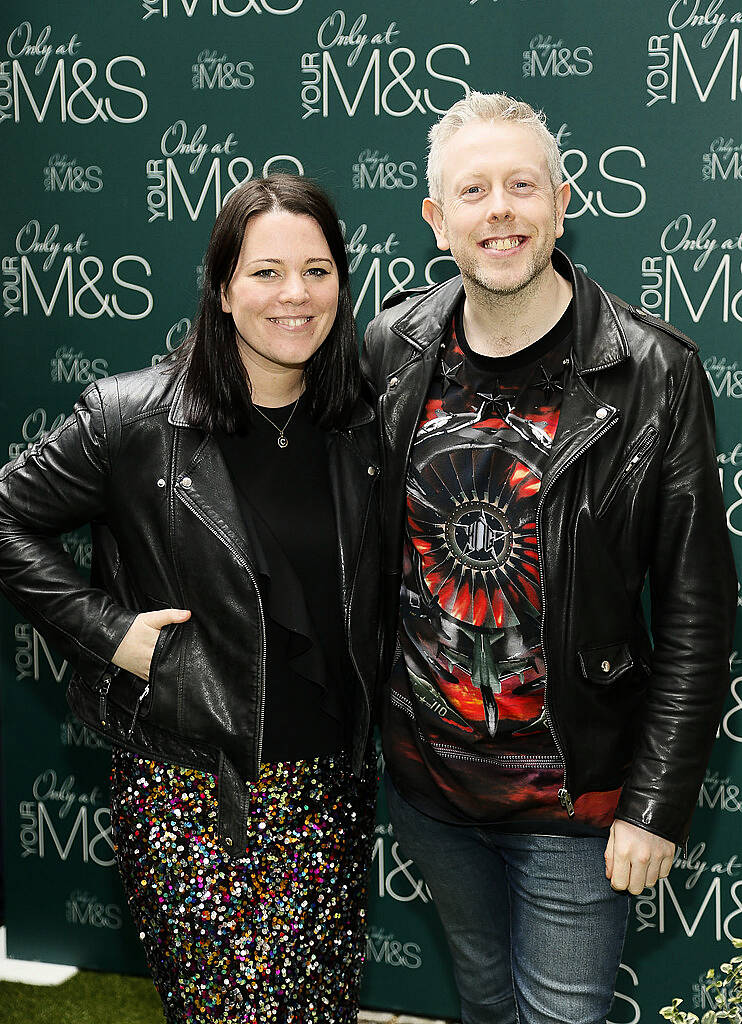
[{"x1": 385, "y1": 314, "x2": 622, "y2": 831}]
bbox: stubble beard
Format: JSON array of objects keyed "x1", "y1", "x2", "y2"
[
  {"x1": 455, "y1": 234, "x2": 555, "y2": 304},
  {"x1": 446, "y1": 207, "x2": 559, "y2": 306}
]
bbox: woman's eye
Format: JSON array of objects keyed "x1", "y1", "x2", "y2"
[
  {"x1": 306, "y1": 267, "x2": 330, "y2": 277},
  {"x1": 253, "y1": 268, "x2": 277, "y2": 278}
]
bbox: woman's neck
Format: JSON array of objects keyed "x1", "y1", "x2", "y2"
[
  {"x1": 250, "y1": 374, "x2": 304, "y2": 408},
  {"x1": 237, "y1": 340, "x2": 305, "y2": 408}
]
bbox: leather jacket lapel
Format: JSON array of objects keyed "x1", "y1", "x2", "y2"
[
  {"x1": 174, "y1": 427, "x2": 258, "y2": 571},
  {"x1": 543, "y1": 367, "x2": 620, "y2": 493}
]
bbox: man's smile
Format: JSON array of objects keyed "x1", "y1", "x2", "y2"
[{"x1": 479, "y1": 235, "x2": 528, "y2": 251}]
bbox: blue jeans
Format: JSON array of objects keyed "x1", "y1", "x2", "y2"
[{"x1": 386, "y1": 776, "x2": 630, "y2": 1024}]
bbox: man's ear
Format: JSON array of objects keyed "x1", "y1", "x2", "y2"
[
  {"x1": 220, "y1": 283, "x2": 231, "y2": 314},
  {"x1": 554, "y1": 182, "x2": 571, "y2": 240},
  {"x1": 422, "y1": 197, "x2": 450, "y2": 252}
]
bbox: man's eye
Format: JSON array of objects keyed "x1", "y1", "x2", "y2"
[
  {"x1": 464, "y1": 186, "x2": 483, "y2": 195},
  {"x1": 513, "y1": 182, "x2": 533, "y2": 190}
]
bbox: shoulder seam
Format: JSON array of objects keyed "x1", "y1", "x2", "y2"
[
  {"x1": 121, "y1": 405, "x2": 173, "y2": 427},
  {"x1": 626, "y1": 304, "x2": 698, "y2": 352}
]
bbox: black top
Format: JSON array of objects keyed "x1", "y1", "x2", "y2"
[
  {"x1": 454, "y1": 299, "x2": 574, "y2": 373},
  {"x1": 215, "y1": 393, "x2": 349, "y2": 762},
  {"x1": 388, "y1": 296, "x2": 613, "y2": 837}
]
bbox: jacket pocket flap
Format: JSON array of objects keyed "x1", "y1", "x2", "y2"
[{"x1": 578, "y1": 643, "x2": 634, "y2": 684}]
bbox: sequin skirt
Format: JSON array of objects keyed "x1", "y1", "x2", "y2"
[{"x1": 110, "y1": 747, "x2": 376, "y2": 1023}]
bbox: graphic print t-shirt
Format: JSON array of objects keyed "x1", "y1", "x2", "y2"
[{"x1": 384, "y1": 301, "x2": 621, "y2": 834}]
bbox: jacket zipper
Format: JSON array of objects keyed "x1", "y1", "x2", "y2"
[
  {"x1": 536, "y1": 412, "x2": 619, "y2": 817},
  {"x1": 98, "y1": 675, "x2": 112, "y2": 726},
  {"x1": 596, "y1": 425, "x2": 658, "y2": 519},
  {"x1": 127, "y1": 682, "x2": 150, "y2": 740},
  {"x1": 127, "y1": 620, "x2": 169, "y2": 737},
  {"x1": 176, "y1": 487, "x2": 267, "y2": 776}
]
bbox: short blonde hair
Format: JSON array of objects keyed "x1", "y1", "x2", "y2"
[{"x1": 426, "y1": 91, "x2": 563, "y2": 203}]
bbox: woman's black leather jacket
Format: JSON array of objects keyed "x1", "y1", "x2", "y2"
[{"x1": 0, "y1": 362, "x2": 382, "y2": 853}]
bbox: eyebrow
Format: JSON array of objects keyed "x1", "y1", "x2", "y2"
[
  {"x1": 245, "y1": 257, "x2": 334, "y2": 266},
  {"x1": 452, "y1": 166, "x2": 545, "y2": 187}
]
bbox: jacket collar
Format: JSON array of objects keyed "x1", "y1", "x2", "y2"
[
  {"x1": 387, "y1": 249, "x2": 630, "y2": 375},
  {"x1": 168, "y1": 370, "x2": 192, "y2": 428}
]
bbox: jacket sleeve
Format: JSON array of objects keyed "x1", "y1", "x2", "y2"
[
  {"x1": 615, "y1": 350, "x2": 738, "y2": 844},
  {"x1": 0, "y1": 380, "x2": 137, "y2": 686}
]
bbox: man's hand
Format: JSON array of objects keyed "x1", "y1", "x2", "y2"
[
  {"x1": 605, "y1": 819, "x2": 675, "y2": 895},
  {"x1": 111, "y1": 608, "x2": 191, "y2": 681}
]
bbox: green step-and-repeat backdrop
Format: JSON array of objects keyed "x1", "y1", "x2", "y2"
[{"x1": 1, "y1": 1, "x2": 741, "y2": 1019}]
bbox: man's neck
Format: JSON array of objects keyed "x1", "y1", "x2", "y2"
[{"x1": 462, "y1": 264, "x2": 573, "y2": 359}]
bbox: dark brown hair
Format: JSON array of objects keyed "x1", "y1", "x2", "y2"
[{"x1": 177, "y1": 174, "x2": 359, "y2": 432}]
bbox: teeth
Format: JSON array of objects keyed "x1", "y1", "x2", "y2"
[
  {"x1": 483, "y1": 237, "x2": 522, "y2": 250},
  {"x1": 271, "y1": 317, "x2": 311, "y2": 326}
]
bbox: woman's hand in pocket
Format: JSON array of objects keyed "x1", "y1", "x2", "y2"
[{"x1": 111, "y1": 608, "x2": 191, "y2": 681}]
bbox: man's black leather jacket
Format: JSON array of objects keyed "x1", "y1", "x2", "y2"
[
  {"x1": 0, "y1": 362, "x2": 382, "y2": 853},
  {"x1": 361, "y1": 250, "x2": 737, "y2": 846}
]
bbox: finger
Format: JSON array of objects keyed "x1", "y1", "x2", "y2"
[
  {"x1": 644, "y1": 859, "x2": 662, "y2": 889},
  {"x1": 609, "y1": 850, "x2": 631, "y2": 892},
  {"x1": 647, "y1": 843, "x2": 676, "y2": 888},
  {"x1": 604, "y1": 829, "x2": 615, "y2": 879},
  {"x1": 628, "y1": 858, "x2": 651, "y2": 896},
  {"x1": 658, "y1": 854, "x2": 675, "y2": 880},
  {"x1": 139, "y1": 608, "x2": 191, "y2": 629}
]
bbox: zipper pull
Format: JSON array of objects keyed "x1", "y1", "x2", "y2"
[
  {"x1": 98, "y1": 675, "x2": 112, "y2": 726},
  {"x1": 558, "y1": 788, "x2": 575, "y2": 817},
  {"x1": 127, "y1": 683, "x2": 150, "y2": 740}
]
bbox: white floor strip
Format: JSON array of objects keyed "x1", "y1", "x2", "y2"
[
  {"x1": 358, "y1": 1014, "x2": 454, "y2": 1024},
  {"x1": 0, "y1": 927, "x2": 78, "y2": 985}
]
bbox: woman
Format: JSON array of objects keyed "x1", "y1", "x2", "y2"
[{"x1": 0, "y1": 175, "x2": 381, "y2": 1022}]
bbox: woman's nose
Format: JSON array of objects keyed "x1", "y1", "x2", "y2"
[{"x1": 279, "y1": 273, "x2": 310, "y2": 304}]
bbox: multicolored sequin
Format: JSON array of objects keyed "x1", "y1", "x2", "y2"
[{"x1": 110, "y1": 748, "x2": 376, "y2": 1023}]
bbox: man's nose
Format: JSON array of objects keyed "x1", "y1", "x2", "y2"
[{"x1": 485, "y1": 186, "x2": 514, "y2": 221}]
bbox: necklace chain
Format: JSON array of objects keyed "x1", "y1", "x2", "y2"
[{"x1": 253, "y1": 392, "x2": 302, "y2": 450}]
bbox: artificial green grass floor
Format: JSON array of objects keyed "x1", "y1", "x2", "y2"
[{"x1": 0, "y1": 971, "x2": 165, "y2": 1024}]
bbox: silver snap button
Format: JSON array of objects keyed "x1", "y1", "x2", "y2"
[
  {"x1": 595, "y1": 407, "x2": 609, "y2": 420},
  {"x1": 563, "y1": 357, "x2": 570, "y2": 366},
  {"x1": 388, "y1": 376, "x2": 399, "y2": 389},
  {"x1": 601, "y1": 660, "x2": 611, "y2": 673},
  {"x1": 157, "y1": 478, "x2": 166, "y2": 488},
  {"x1": 368, "y1": 465, "x2": 377, "y2": 476},
  {"x1": 181, "y1": 476, "x2": 192, "y2": 488}
]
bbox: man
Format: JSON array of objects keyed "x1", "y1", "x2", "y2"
[{"x1": 362, "y1": 92, "x2": 737, "y2": 1024}]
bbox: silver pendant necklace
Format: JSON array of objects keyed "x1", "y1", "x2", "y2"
[{"x1": 253, "y1": 392, "x2": 302, "y2": 450}]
